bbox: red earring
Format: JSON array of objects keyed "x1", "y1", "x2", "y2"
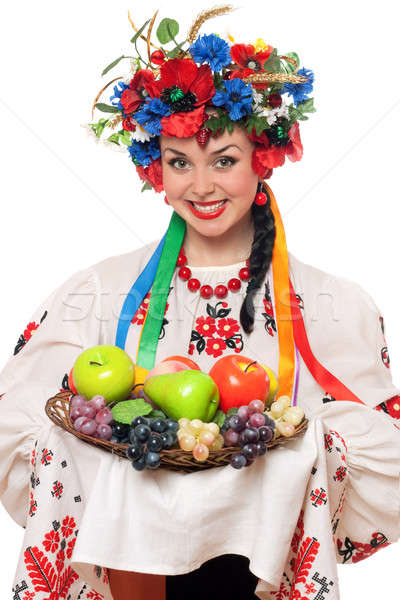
[
  {"x1": 164, "y1": 195, "x2": 169, "y2": 205},
  {"x1": 254, "y1": 183, "x2": 267, "y2": 205}
]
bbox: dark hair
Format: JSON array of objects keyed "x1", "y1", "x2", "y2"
[{"x1": 239, "y1": 183, "x2": 276, "y2": 334}]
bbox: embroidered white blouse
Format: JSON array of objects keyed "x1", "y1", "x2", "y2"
[{"x1": 0, "y1": 237, "x2": 399, "y2": 600}]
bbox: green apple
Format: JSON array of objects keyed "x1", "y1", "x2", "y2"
[
  {"x1": 73, "y1": 345, "x2": 135, "y2": 404},
  {"x1": 143, "y1": 370, "x2": 219, "y2": 422}
]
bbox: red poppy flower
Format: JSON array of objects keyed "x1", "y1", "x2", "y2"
[
  {"x1": 135, "y1": 157, "x2": 164, "y2": 193},
  {"x1": 229, "y1": 43, "x2": 274, "y2": 90},
  {"x1": 251, "y1": 121, "x2": 303, "y2": 171},
  {"x1": 121, "y1": 69, "x2": 155, "y2": 115},
  {"x1": 152, "y1": 59, "x2": 215, "y2": 138},
  {"x1": 122, "y1": 117, "x2": 136, "y2": 131}
]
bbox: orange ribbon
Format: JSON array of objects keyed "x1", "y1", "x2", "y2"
[{"x1": 263, "y1": 181, "x2": 296, "y2": 401}]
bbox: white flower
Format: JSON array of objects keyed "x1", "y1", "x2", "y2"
[
  {"x1": 80, "y1": 123, "x2": 100, "y2": 143},
  {"x1": 252, "y1": 89, "x2": 264, "y2": 112},
  {"x1": 257, "y1": 108, "x2": 278, "y2": 125},
  {"x1": 121, "y1": 58, "x2": 139, "y2": 85},
  {"x1": 131, "y1": 121, "x2": 154, "y2": 143}
]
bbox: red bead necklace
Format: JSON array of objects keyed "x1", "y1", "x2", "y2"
[{"x1": 176, "y1": 247, "x2": 251, "y2": 299}]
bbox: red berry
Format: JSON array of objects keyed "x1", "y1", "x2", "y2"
[
  {"x1": 150, "y1": 50, "x2": 165, "y2": 65},
  {"x1": 228, "y1": 278, "x2": 241, "y2": 292},
  {"x1": 215, "y1": 284, "x2": 228, "y2": 299},
  {"x1": 268, "y1": 93, "x2": 282, "y2": 108}
]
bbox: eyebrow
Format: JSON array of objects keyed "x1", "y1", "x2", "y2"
[{"x1": 163, "y1": 144, "x2": 243, "y2": 156}]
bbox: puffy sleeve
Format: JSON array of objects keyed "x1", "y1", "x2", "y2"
[
  {"x1": 0, "y1": 267, "x2": 102, "y2": 527},
  {"x1": 303, "y1": 278, "x2": 400, "y2": 564}
]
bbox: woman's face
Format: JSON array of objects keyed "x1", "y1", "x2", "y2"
[{"x1": 159, "y1": 123, "x2": 260, "y2": 239}]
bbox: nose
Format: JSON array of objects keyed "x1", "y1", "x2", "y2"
[{"x1": 190, "y1": 165, "x2": 216, "y2": 199}]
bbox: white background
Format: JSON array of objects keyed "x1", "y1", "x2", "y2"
[{"x1": 0, "y1": 1, "x2": 399, "y2": 597}]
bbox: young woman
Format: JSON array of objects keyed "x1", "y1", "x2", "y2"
[{"x1": 0, "y1": 6, "x2": 399, "y2": 600}]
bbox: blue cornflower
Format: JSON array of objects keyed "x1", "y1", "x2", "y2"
[
  {"x1": 134, "y1": 97, "x2": 171, "y2": 136},
  {"x1": 281, "y1": 68, "x2": 314, "y2": 107},
  {"x1": 189, "y1": 33, "x2": 232, "y2": 72},
  {"x1": 128, "y1": 136, "x2": 160, "y2": 167},
  {"x1": 109, "y1": 81, "x2": 130, "y2": 111},
  {"x1": 212, "y1": 78, "x2": 253, "y2": 121}
]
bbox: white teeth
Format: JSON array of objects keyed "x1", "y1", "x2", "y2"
[{"x1": 192, "y1": 200, "x2": 226, "y2": 213}]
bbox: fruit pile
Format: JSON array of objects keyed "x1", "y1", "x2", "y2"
[{"x1": 65, "y1": 344, "x2": 306, "y2": 472}]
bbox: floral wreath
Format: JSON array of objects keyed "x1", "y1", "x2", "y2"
[{"x1": 84, "y1": 5, "x2": 316, "y2": 193}]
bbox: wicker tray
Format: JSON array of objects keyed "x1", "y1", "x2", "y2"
[{"x1": 45, "y1": 391, "x2": 309, "y2": 473}]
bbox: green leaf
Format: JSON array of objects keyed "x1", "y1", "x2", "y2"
[
  {"x1": 226, "y1": 407, "x2": 239, "y2": 417},
  {"x1": 102, "y1": 55, "x2": 126, "y2": 76},
  {"x1": 118, "y1": 129, "x2": 133, "y2": 146},
  {"x1": 279, "y1": 52, "x2": 299, "y2": 75},
  {"x1": 130, "y1": 19, "x2": 151, "y2": 44},
  {"x1": 95, "y1": 102, "x2": 120, "y2": 114},
  {"x1": 263, "y1": 48, "x2": 280, "y2": 73},
  {"x1": 156, "y1": 18, "x2": 179, "y2": 44},
  {"x1": 148, "y1": 408, "x2": 167, "y2": 419},
  {"x1": 141, "y1": 181, "x2": 153, "y2": 192},
  {"x1": 246, "y1": 113, "x2": 268, "y2": 136},
  {"x1": 88, "y1": 118, "x2": 109, "y2": 138},
  {"x1": 211, "y1": 410, "x2": 226, "y2": 427},
  {"x1": 111, "y1": 398, "x2": 153, "y2": 425},
  {"x1": 164, "y1": 41, "x2": 187, "y2": 59},
  {"x1": 288, "y1": 97, "x2": 316, "y2": 124},
  {"x1": 106, "y1": 133, "x2": 120, "y2": 144}
]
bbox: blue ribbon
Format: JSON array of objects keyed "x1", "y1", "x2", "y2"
[{"x1": 115, "y1": 233, "x2": 166, "y2": 350}]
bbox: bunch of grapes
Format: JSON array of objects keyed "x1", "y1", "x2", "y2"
[
  {"x1": 125, "y1": 415, "x2": 180, "y2": 471},
  {"x1": 69, "y1": 394, "x2": 113, "y2": 440},
  {"x1": 177, "y1": 419, "x2": 224, "y2": 462},
  {"x1": 221, "y1": 400, "x2": 276, "y2": 470}
]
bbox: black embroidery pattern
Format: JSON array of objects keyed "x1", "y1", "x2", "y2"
[{"x1": 14, "y1": 310, "x2": 48, "y2": 355}]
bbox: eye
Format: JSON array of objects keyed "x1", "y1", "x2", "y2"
[
  {"x1": 168, "y1": 158, "x2": 189, "y2": 170},
  {"x1": 215, "y1": 156, "x2": 237, "y2": 169}
]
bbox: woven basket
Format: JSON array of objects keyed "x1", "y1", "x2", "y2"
[{"x1": 45, "y1": 391, "x2": 309, "y2": 474}]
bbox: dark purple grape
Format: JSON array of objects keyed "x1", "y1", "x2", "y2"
[
  {"x1": 129, "y1": 428, "x2": 138, "y2": 444},
  {"x1": 264, "y1": 415, "x2": 276, "y2": 429},
  {"x1": 165, "y1": 419, "x2": 179, "y2": 433},
  {"x1": 112, "y1": 422, "x2": 130, "y2": 439},
  {"x1": 243, "y1": 427, "x2": 260, "y2": 444},
  {"x1": 248, "y1": 412, "x2": 267, "y2": 428},
  {"x1": 224, "y1": 428, "x2": 240, "y2": 447},
  {"x1": 161, "y1": 431, "x2": 176, "y2": 448},
  {"x1": 258, "y1": 425, "x2": 274, "y2": 443},
  {"x1": 145, "y1": 451, "x2": 161, "y2": 469},
  {"x1": 238, "y1": 430, "x2": 248, "y2": 447},
  {"x1": 242, "y1": 443, "x2": 258, "y2": 460},
  {"x1": 229, "y1": 414, "x2": 246, "y2": 432},
  {"x1": 126, "y1": 443, "x2": 144, "y2": 461},
  {"x1": 255, "y1": 441, "x2": 267, "y2": 456},
  {"x1": 131, "y1": 455, "x2": 147, "y2": 471},
  {"x1": 110, "y1": 435, "x2": 120, "y2": 443},
  {"x1": 150, "y1": 418, "x2": 167, "y2": 433},
  {"x1": 147, "y1": 433, "x2": 163, "y2": 452},
  {"x1": 230, "y1": 453, "x2": 246, "y2": 469},
  {"x1": 131, "y1": 416, "x2": 149, "y2": 428},
  {"x1": 134, "y1": 424, "x2": 151, "y2": 442},
  {"x1": 244, "y1": 456, "x2": 255, "y2": 467}
]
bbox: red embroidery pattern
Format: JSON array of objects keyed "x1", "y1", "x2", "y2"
[
  {"x1": 270, "y1": 510, "x2": 324, "y2": 600},
  {"x1": 131, "y1": 291, "x2": 170, "y2": 326},
  {"x1": 336, "y1": 531, "x2": 389, "y2": 564},
  {"x1": 14, "y1": 310, "x2": 48, "y2": 355},
  {"x1": 189, "y1": 301, "x2": 244, "y2": 358},
  {"x1": 375, "y1": 395, "x2": 400, "y2": 420}
]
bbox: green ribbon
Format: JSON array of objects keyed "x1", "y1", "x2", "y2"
[{"x1": 136, "y1": 210, "x2": 186, "y2": 369}]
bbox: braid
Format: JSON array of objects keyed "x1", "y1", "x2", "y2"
[{"x1": 239, "y1": 183, "x2": 276, "y2": 334}]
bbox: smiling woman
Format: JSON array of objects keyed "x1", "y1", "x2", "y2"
[{"x1": 0, "y1": 5, "x2": 399, "y2": 600}]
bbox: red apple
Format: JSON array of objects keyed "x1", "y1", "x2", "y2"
[
  {"x1": 145, "y1": 360, "x2": 190, "y2": 381},
  {"x1": 209, "y1": 354, "x2": 270, "y2": 413},
  {"x1": 68, "y1": 367, "x2": 78, "y2": 395},
  {"x1": 161, "y1": 355, "x2": 201, "y2": 370}
]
